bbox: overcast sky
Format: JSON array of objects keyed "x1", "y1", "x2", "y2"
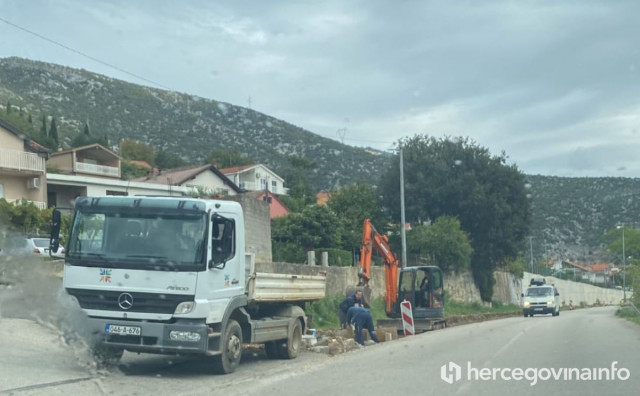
[{"x1": 1, "y1": 0, "x2": 639, "y2": 177}]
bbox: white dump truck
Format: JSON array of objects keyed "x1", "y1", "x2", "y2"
[{"x1": 50, "y1": 196, "x2": 326, "y2": 374}]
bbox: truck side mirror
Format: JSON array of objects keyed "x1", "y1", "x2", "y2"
[
  {"x1": 49, "y1": 209, "x2": 61, "y2": 255},
  {"x1": 520, "y1": 293, "x2": 524, "y2": 298}
]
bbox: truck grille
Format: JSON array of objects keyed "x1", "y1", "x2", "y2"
[{"x1": 66, "y1": 288, "x2": 194, "y2": 314}]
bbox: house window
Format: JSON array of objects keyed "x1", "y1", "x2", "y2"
[
  {"x1": 271, "y1": 180, "x2": 277, "y2": 188},
  {"x1": 260, "y1": 179, "x2": 267, "y2": 189},
  {"x1": 106, "y1": 190, "x2": 128, "y2": 196}
]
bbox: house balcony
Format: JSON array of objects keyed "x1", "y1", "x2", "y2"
[
  {"x1": 239, "y1": 181, "x2": 289, "y2": 195},
  {"x1": 0, "y1": 149, "x2": 46, "y2": 174},
  {"x1": 75, "y1": 162, "x2": 119, "y2": 177}
]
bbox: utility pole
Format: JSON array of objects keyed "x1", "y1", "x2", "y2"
[
  {"x1": 400, "y1": 148, "x2": 407, "y2": 268},
  {"x1": 529, "y1": 236, "x2": 534, "y2": 273}
]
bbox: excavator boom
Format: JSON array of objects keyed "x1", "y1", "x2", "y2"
[{"x1": 359, "y1": 219, "x2": 399, "y2": 314}]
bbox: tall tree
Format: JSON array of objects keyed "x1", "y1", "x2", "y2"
[
  {"x1": 28, "y1": 114, "x2": 33, "y2": 124},
  {"x1": 272, "y1": 204, "x2": 342, "y2": 251},
  {"x1": 279, "y1": 155, "x2": 316, "y2": 212},
  {"x1": 381, "y1": 135, "x2": 531, "y2": 301},
  {"x1": 40, "y1": 115, "x2": 47, "y2": 136},
  {"x1": 49, "y1": 117, "x2": 59, "y2": 144},
  {"x1": 327, "y1": 183, "x2": 390, "y2": 250},
  {"x1": 6, "y1": 101, "x2": 11, "y2": 114},
  {"x1": 406, "y1": 216, "x2": 473, "y2": 273},
  {"x1": 83, "y1": 121, "x2": 90, "y2": 136}
]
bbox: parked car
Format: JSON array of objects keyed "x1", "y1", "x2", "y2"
[
  {"x1": 0, "y1": 236, "x2": 64, "y2": 258},
  {"x1": 26, "y1": 237, "x2": 65, "y2": 258}
]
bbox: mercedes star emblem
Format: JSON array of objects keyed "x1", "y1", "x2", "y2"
[{"x1": 118, "y1": 293, "x2": 134, "y2": 310}]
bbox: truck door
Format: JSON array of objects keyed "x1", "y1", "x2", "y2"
[{"x1": 196, "y1": 213, "x2": 245, "y2": 321}]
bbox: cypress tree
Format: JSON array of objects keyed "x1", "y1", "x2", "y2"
[
  {"x1": 83, "y1": 121, "x2": 90, "y2": 135},
  {"x1": 28, "y1": 114, "x2": 33, "y2": 124},
  {"x1": 6, "y1": 101, "x2": 11, "y2": 114},
  {"x1": 50, "y1": 117, "x2": 59, "y2": 143},
  {"x1": 41, "y1": 115, "x2": 47, "y2": 136}
]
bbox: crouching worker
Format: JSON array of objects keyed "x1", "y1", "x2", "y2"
[
  {"x1": 346, "y1": 306, "x2": 379, "y2": 345},
  {"x1": 338, "y1": 289, "x2": 364, "y2": 328}
]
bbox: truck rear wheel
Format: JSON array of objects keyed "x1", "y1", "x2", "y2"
[
  {"x1": 213, "y1": 320, "x2": 242, "y2": 374},
  {"x1": 277, "y1": 319, "x2": 302, "y2": 359}
]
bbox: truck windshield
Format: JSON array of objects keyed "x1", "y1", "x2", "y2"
[{"x1": 67, "y1": 207, "x2": 207, "y2": 270}]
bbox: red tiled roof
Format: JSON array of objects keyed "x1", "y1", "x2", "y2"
[
  {"x1": 219, "y1": 164, "x2": 257, "y2": 174},
  {"x1": 133, "y1": 164, "x2": 241, "y2": 193}
]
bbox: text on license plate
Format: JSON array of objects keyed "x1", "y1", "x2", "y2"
[{"x1": 106, "y1": 324, "x2": 141, "y2": 336}]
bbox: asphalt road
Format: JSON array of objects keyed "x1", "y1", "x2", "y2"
[{"x1": 0, "y1": 302, "x2": 638, "y2": 396}]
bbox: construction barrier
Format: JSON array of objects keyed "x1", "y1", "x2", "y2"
[{"x1": 401, "y1": 300, "x2": 414, "y2": 336}]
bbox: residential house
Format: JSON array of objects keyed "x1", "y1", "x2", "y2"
[
  {"x1": 47, "y1": 144, "x2": 190, "y2": 210},
  {"x1": 558, "y1": 260, "x2": 613, "y2": 284},
  {"x1": 134, "y1": 164, "x2": 241, "y2": 196},
  {"x1": 0, "y1": 119, "x2": 49, "y2": 209},
  {"x1": 220, "y1": 164, "x2": 288, "y2": 195},
  {"x1": 246, "y1": 191, "x2": 289, "y2": 219}
]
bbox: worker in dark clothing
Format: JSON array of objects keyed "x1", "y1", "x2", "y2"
[
  {"x1": 346, "y1": 306, "x2": 379, "y2": 345},
  {"x1": 338, "y1": 289, "x2": 364, "y2": 328}
]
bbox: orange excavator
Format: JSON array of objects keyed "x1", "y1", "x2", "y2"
[{"x1": 358, "y1": 219, "x2": 446, "y2": 331}]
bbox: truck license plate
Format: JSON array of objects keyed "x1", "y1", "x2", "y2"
[
  {"x1": 106, "y1": 324, "x2": 141, "y2": 336},
  {"x1": 534, "y1": 308, "x2": 543, "y2": 311}
]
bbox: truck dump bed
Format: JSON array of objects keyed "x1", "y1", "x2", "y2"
[{"x1": 247, "y1": 272, "x2": 326, "y2": 302}]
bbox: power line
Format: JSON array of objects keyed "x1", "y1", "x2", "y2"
[{"x1": 0, "y1": 16, "x2": 172, "y2": 91}]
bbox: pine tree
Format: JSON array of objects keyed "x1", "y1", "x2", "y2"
[
  {"x1": 49, "y1": 117, "x2": 59, "y2": 144},
  {"x1": 6, "y1": 101, "x2": 11, "y2": 114},
  {"x1": 83, "y1": 121, "x2": 90, "y2": 135},
  {"x1": 28, "y1": 114, "x2": 33, "y2": 124}
]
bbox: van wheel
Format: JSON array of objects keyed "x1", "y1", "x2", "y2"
[
  {"x1": 278, "y1": 319, "x2": 302, "y2": 359},
  {"x1": 213, "y1": 320, "x2": 242, "y2": 374}
]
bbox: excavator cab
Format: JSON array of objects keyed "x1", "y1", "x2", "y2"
[{"x1": 393, "y1": 266, "x2": 444, "y2": 320}]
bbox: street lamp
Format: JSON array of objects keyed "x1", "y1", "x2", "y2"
[{"x1": 617, "y1": 225, "x2": 627, "y2": 302}]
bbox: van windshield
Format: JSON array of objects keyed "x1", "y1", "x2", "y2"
[
  {"x1": 67, "y1": 207, "x2": 207, "y2": 271},
  {"x1": 525, "y1": 287, "x2": 553, "y2": 297}
]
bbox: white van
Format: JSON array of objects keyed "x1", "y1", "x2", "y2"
[{"x1": 522, "y1": 285, "x2": 560, "y2": 317}]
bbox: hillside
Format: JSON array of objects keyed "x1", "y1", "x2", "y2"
[
  {"x1": 1, "y1": 57, "x2": 639, "y2": 263},
  {"x1": 0, "y1": 57, "x2": 389, "y2": 191}
]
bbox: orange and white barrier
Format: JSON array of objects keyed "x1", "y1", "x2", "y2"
[{"x1": 401, "y1": 300, "x2": 414, "y2": 336}]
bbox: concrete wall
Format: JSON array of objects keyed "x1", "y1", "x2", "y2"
[
  {"x1": 522, "y1": 272, "x2": 627, "y2": 306},
  {"x1": 227, "y1": 194, "x2": 272, "y2": 263},
  {"x1": 258, "y1": 261, "x2": 628, "y2": 308}
]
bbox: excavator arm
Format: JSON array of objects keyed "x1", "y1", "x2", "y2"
[{"x1": 359, "y1": 219, "x2": 399, "y2": 314}]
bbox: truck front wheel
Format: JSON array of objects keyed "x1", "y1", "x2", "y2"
[
  {"x1": 277, "y1": 319, "x2": 302, "y2": 359},
  {"x1": 213, "y1": 320, "x2": 243, "y2": 374},
  {"x1": 92, "y1": 344, "x2": 124, "y2": 368}
]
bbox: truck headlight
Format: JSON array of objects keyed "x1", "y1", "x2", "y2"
[
  {"x1": 547, "y1": 301, "x2": 554, "y2": 306},
  {"x1": 174, "y1": 301, "x2": 195, "y2": 314},
  {"x1": 523, "y1": 301, "x2": 530, "y2": 308}
]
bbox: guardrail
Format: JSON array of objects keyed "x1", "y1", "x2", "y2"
[{"x1": 75, "y1": 162, "x2": 119, "y2": 177}]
